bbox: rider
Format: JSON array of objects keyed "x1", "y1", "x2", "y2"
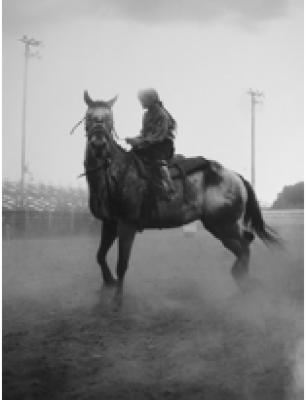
[{"x1": 126, "y1": 88, "x2": 176, "y2": 199}]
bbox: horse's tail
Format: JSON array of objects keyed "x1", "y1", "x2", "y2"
[{"x1": 240, "y1": 176, "x2": 282, "y2": 246}]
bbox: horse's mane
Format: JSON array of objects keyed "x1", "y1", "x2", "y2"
[{"x1": 108, "y1": 134, "x2": 150, "y2": 180}]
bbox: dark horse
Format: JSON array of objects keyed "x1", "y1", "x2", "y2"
[{"x1": 80, "y1": 91, "x2": 279, "y2": 300}]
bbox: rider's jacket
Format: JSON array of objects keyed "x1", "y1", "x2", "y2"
[{"x1": 137, "y1": 102, "x2": 176, "y2": 148}]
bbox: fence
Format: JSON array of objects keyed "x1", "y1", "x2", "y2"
[{"x1": 2, "y1": 210, "x2": 101, "y2": 239}]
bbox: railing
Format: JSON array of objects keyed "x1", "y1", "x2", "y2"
[{"x1": 2, "y1": 210, "x2": 100, "y2": 239}]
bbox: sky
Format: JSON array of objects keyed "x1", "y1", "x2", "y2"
[{"x1": 2, "y1": 0, "x2": 304, "y2": 203}]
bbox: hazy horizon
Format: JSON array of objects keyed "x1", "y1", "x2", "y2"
[{"x1": 2, "y1": 0, "x2": 303, "y2": 203}]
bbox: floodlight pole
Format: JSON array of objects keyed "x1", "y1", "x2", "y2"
[
  {"x1": 247, "y1": 89, "x2": 264, "y2": 189},
  {"x1": 19, "y1": 35, "x2": 42, "y2": 207}
]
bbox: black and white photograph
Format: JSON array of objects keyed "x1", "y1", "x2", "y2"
[{"x1": 2, "y1": 0, "x2": 304, "y2": 399}]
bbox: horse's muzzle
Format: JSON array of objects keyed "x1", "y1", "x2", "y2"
[
  {"x1": 88, "y1": 134, "x2": 108, "y2": 159},
  {"x1": 87, "y1": 123, "x2": 109, "y2": 136},
  {"x1": 90, "y1": 136, "x2": 106, "y2": 147}
]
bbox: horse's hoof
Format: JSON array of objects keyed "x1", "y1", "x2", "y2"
[
  {"x1": 232, "y1": 265, "x2": 248, "y2": 283},
  {"x1": 103, "y1": 279, "x2": 117, "y2": 289},
  {"x1": 239, "y1": 276, "x2": 263, "y2": 293},
  {"x1": 112, "y1": 294, "x2": 123, "y2": 311}
]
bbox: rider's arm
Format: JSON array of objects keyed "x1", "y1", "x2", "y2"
[{"x1": 127, "y1": 109, "x2": 169, "y2": 148}]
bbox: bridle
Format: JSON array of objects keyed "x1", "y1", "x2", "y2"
[
  {"x1": 70, "y1": 114, "x2": 125, "y2": 142},
  {"x1": 71, "y1": 118, "x2": 117, "y2": 178},
  {"x1": 70, "y1": 108, "x2": 126, "y2": 178}
]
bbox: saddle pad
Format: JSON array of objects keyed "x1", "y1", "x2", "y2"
[{"x1": 129, "y1": 151, "x2": 210, "y2": 180}]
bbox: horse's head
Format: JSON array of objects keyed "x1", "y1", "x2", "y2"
[{"x1": 84, "y1": 90, "x2": 118, "y2": 160}]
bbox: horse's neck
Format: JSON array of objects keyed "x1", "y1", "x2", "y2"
[
  {"x1": 107, "y1": 140, "x2": 129, "y2": 175},
  {"x1": 110, "y1": 140, "x2": 127, "y2": 162},
  {"x1": 85, "y1": 141, "x2": 128, "y2": 190}
]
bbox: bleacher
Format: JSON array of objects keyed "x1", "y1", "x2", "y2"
[
  {"x1": 2, "y1": 181, "x2": 88, "y2": 212},
  {"x1": 2, "y1": 181, "x2": 99, "y2": 238}
]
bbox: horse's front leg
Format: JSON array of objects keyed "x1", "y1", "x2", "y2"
[
  {"x1": 97, "y1": 220, "x2": 118, "y2": 286},
  {"x1": 115, "y1": 222, "x2": 136, "y2": 301}
]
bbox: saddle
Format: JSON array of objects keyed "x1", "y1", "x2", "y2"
[
  {"x1": 169, "y1": 154, "x2": 210, "y2": 179},
  {"x1": 131, "y1": 150, "x2": 221, "y2": 199},
  {"x1": 131, "y1": 152, "x2": 211, "y2": 182}
]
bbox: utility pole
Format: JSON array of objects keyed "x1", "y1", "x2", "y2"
[
  {"x1": 18, "y1": 35, "x2": 42, "y2": 208},
  {"x1": 247, "y1": 89, "x2": 264, "y2": 189}
]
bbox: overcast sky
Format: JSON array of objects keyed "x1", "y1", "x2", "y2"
[{"x1": 3, "y1": 0, "x2": 303, "y2": 203}]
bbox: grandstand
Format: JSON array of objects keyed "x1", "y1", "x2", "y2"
[
  {"x1": 2, "y1": 181, "x2": 88, "y2": 212},
  {"x1": 2, "y1": 182, "x2": 97, "y2": 238}
]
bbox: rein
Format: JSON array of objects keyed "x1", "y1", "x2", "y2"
[
  {"x1": 69, "y1": 115, "x2": 125, "y2": 144},
  {"x1": 70, "y1": 117, "x2": 85, "y2": 135},
  {"x1": 77, "y1": 163, "x2": 106, "y2": 178}
]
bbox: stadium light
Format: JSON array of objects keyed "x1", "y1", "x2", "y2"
[
  {"x1": 247, "y1": 89, "x2": 264, "y2": 189},
  {"x1": 18, "y1": 35, "x2": 42, "y2": 208}
]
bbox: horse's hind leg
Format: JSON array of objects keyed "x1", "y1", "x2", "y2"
[
  {"x1": 222, "y1": 236, "x2": 250, "y2": 282},
  {"x1": 203, "y1": 221, "x2": 251, "y2": 283},
  {"x1": 97, "y1": 221, "x2": 117, "y2": 286}
]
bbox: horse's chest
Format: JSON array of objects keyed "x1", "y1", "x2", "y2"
[
  {"x1": 88, "y1": 192, "x2": 110, "y2": 220},
  {"x1": 87, "y1": 176, "x2": 113, "y2": 220}
]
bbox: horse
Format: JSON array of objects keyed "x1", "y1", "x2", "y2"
[{"x1": 78, "y1": 90, "x2": 279, "y2": 301}]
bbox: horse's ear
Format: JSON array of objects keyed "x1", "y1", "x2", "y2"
[
  {"x1": 84, "y1": 90, "x2": 94, "y2": 107},
  {"x1": 106, "y1": 95, "x2": 118, "y2": 108}
]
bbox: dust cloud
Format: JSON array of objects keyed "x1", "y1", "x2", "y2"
[{"x1": 3, "y1": 212, "x2": 303, "y2": 399}]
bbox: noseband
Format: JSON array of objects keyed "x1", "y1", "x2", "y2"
[{"x1": 69, "y1": 115, "x2": 124, "y2": 142}]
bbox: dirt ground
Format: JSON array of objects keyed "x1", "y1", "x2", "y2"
[{"x1": 3, "y1": 211, "x2": 304, "y2": 400}]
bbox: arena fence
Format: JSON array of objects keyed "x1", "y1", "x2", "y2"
[{"x1": 2, "y1": 210, "x2": 100, "y2": 239}]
